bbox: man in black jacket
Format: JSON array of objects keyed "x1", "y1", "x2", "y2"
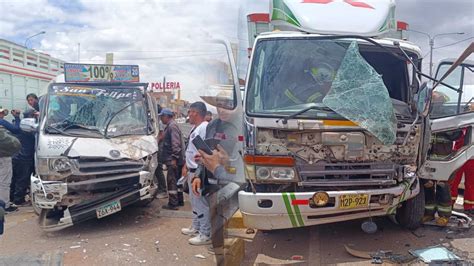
[
  {"x1": 10, "y1": 109, "x2": 36, "y2": 205},
  {"x1": 159, "y1": 108, "x2": 184, "y2": 210}
]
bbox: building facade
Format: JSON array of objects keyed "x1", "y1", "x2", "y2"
[{"x1": 0, "y1": 39, "x2": 64, "y2": 116}]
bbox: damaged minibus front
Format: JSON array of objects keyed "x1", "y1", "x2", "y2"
[{"x1": 21, "y1": 65, "x2": 159, "y2": 231}]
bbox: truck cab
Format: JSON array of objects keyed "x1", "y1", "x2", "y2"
[
  {"x1": 238, "y1": 0, "x2": 429, "y2": 230},
  {"x1": 21, "y1": 64, "x2": 160, "y2": 231}
]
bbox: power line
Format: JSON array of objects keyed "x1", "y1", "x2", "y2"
[
  {"x1": 433, "y1": 37, "x2": 474, "y2": 49},
  {"x1": 85, "y1": 52, "x2": 226, "y2": 61}
]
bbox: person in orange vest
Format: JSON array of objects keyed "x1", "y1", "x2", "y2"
[{"x1": 450, "y1": 127, "x2": 474, "y2": 216}]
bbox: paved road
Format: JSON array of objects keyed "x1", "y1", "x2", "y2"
[{"x1": 1, "y1": 197, "x2": 473, "y2": 265}]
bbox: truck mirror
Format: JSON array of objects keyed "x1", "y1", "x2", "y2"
[
  {"x1": 20, "y1": 118, "x2": 38, "y2": 132},
  {"x1": 416, "y1": 82, "x2": 432, "y2": 117}
]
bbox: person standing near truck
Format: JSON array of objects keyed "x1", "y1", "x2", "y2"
[
  {"x1": 0, "y1": 107, "x2": 21, "y2": 213},
  {"x1": 10, "y1": 109, "x2": 36, "y2": 206},
  {"x1": 180, "y1": 102, "x2": 210, "y2": 245},
  {"x1": 450, "y1": 128, "x2": 474, "y2": 216},
  {"x1": 159, "y1": 108, "x2": 185, "y2": 210}
]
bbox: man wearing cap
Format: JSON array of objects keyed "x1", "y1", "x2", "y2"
[
  {"x1": 159, "y1": 108, "x2": 185, "y2": 210},
  {"x1": 0, "y1": 107, "x2": 21, "y2": 213}
]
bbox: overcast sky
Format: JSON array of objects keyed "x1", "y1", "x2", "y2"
[{"x1": 0, "y1": 0, "x2": 472, "y2": 100}]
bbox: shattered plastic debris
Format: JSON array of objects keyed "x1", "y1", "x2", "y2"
[
  {"x1": 323, "y1": 41, "x2": 397, "y2": 145},
  {"x1": 123, "y1": 244, "x2": 131, "y2": 247},
  {"x1": 69, "y1": 245, "x2": 81, "y2": 249},
  {"x1": 195, "y1": 254, "x2": 206, "y2": 259}
]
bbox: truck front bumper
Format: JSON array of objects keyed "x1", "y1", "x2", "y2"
[{"x1": 238, "y1": 177, "x2": 419, "y2": 230}]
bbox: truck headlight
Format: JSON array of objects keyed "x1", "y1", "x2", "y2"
[
  {"x1": 271, "y1": 168, "x2": 295, "y2": 180},
  {"x1": 256, "y1": 167, "x2": 271, "y2": 180},
  {"x1": 49, "y1": 158, "x2": 72, "y2": 172},
  {"x1": 255, "y1": 166, "x2": 296, "y2": 181}
]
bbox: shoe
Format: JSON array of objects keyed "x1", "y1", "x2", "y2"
[
  {"x1": 156, "y1": 192, "x2": 168, "y2": 199},
  {"x1": 14, "y1": 200, "x2": 30, "y2": 207},
  {"x1": 5, "y1": 204, "x2": 18, "y2": 213},
  {"x1": 189, "y1": 233, "x2": 211, "y2": 245},
  {"x1": 436, "y1": 216, "x2": 449, "y2": 227},
  {"x1": 181, "y1": 227, "x2": 199, "y2": 236},
  {"x1": 422, "y1": 215, "x2": 435, "y2": 223},
  {"x1": 162, "y1": 204, "x2": 179, "y2": 210},
  {"x1": 178, "y1": 201, "x2": 184, "y2": 206}
]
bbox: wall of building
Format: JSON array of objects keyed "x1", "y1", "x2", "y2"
[{"x1": 0, "y1": 39, "x2": 64, "y2": 118}]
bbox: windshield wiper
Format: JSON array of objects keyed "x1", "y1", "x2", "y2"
[
  {"x1": 277, "y1": 104, "x2": 333, "y2": 124},
  {"x1": 62, "y1": 123, "x2": 104, "y2": 136},
  {"x1": 44, "y1": 125, "x2": 74, "y2": 136},
  {"x1": 104, "y1": 99, "x2": 142, "y2": 138}
]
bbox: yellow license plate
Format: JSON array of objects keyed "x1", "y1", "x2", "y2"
[{"x1": 339, "y1": 194, "x2": 369, "y2": 209}]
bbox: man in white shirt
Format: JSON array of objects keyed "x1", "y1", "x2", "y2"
[{"x1": 180, "y1": 102, "x2": 210, "y2": 245}]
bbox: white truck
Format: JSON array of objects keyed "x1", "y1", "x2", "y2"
[
  {"x1": 21, "y1": 64, "x2": 160, "y2": 231},
  {"x1": 237, "y1": 0, "x2": 433, "y2": 230}
]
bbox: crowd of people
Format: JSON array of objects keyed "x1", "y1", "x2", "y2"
[
  {"x1": 0, "y1": 94, "x2": 39, "y2": 215},
  {"x1": 156, "y1": 98, "x2": 240, "y2": 248}
]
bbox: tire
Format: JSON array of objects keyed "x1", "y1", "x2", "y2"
[{"x1": 395, "y1": 181, "x2": 425, "y2": 230}]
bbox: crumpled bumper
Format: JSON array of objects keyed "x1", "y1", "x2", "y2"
[
  {"x1": 238, "y1": 177, "x2": 419, "y2": 230},
  {"x1": 31, "y1": 171, "x2": 155, "y2": 231}
]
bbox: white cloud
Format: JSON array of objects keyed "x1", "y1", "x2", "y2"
[{"x1": 1, "y1": 0, "x2": 472, "y2": 103}]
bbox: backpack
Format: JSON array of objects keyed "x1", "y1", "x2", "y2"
[{"x1": 0, "y1": 127, "x2": 21, "y2": 157}]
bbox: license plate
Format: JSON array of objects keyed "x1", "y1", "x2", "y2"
[
  {"x1": 339, "y1": 194, "x2": 369, "y2": 209},
  {"x1": 96, "y1": 200, "x2": 122, "y2": 219}
]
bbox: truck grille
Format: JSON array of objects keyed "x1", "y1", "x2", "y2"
[
  {"x1": 76, "y1": 158, "x2": 144, "y2": 175},
  {"x1": 298, "y1": 163, "x2": 398, "y2": 187}
]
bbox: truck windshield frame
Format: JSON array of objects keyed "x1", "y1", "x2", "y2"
[
  {"x1": 44, "y1": 85, "x2": 151, "y2": 138},
  {"x1": 246, "y1": 36, "x2": 414, "y2": 120}
]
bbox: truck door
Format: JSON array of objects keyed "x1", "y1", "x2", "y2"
[{"x1": 424, "y1": 58, "x2": 474, "y2": 181}]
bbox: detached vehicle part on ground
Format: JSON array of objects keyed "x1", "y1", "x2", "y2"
[
  {"x1": 21, "y1": 65, "x2": 160, "y2": 231},
  {"x1": 238, "y1": 0, "x2": 432, "y2": 230}
]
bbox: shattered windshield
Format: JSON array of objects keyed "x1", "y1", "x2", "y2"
[
  {"x1": 247, "y1": 38, "x2": 403, "y2": 145},
  {"x1": 45, "y1": 85, "x2": 148, "y2": 138}
]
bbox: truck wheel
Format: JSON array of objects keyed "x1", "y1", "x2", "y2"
[
  {"x1": 31, "y1": 191, "x2": 42, "y2": 216},
  {"x1": 395, "y1": 182, "x2": 424, "y2": 230}
]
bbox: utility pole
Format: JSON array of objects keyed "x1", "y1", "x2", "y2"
[
  {"x1": 78, "y1": 43, "x2": 81, "y2": 63},
  {"x1": 407, "y1": 30, "x2": 464, "y2": 77}
]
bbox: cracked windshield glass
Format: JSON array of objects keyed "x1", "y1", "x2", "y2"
[
  {"x1": 247, "y1": 38, "x2": 398, "y2": 144},
  {"x1": 45, "y1": 86, "x2": 147, "y2": 137}
]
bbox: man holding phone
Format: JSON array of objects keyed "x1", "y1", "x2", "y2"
[{"x1": 180, "y1": 102, "x2": 210, "y2": 245}]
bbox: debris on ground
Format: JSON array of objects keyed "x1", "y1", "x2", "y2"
[
  {"x1": 254, "y1": 254, "x2": 305, "y2": 265},
  {"x1": 195, "y1": 254, "x2": 206, "y2": 259},
  {"x1": 344, "y1": 245, "x2": 417, "y2": 264},
  {"x1": 423, "y1": 211, "x2": 472, "y2": 229},
  {"x1": 409, "y1": 245, "x2": 462, "y2": 263},
  {"x1": 291, "y1": 255, "x2": 304, "y2": 260},
  {"x1": 69, "y1": 245, "x2": 81, "y2": 249}
]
